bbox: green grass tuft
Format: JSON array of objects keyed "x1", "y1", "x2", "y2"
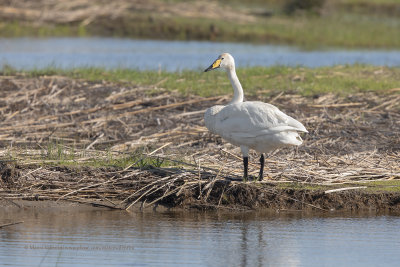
[
  {"x1": 7, "y1": 141, "x2": 181, "y2": 169},
  {"x1": 276, "y1": 180, "x2": 400, "y2": 193},
  {"x1": 4, "y1": 65, "x2": 399, "y2": 98}
]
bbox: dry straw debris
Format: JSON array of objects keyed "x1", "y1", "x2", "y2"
[{"x1": 0, "y1": 75, "x2": 399, "y2": 211}]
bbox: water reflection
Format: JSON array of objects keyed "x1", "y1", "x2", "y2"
[
  {"x1": 0, "y1": 38, "x2": 399, "y2": 71},
  {"x1": 1, "y1": 207, "x2": 400, "y2": 266}
]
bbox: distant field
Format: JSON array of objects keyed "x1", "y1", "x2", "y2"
[{"x1": 0, "y1": 0, "x2": 399, "y2": 48}]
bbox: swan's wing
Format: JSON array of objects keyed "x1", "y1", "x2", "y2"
[
  {"x1": 213, "y1": 101, "x2": 307, "y2": 138},
  {"x1": 204, "y1": 105, "x2": 225, "y2": 134}
]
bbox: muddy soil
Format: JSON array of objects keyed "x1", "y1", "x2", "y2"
[{"x1": 0, "y1": 75, "x2": 399, "y2": 211}]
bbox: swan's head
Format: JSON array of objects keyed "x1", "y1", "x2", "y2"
[{"x1": 204, "y1": 53, "x2": 235, "y2": 72}]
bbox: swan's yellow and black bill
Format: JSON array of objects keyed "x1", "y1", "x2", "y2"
[{"x1": 204, "y1": 58, "x2": 221, "y2": 72}]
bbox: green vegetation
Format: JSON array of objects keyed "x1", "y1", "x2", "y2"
[
  {"x1": 4, "y1": 65, "x2": 399, "y2": 97},
  {"x1": 363, "y1": 180, "x2": 400, "y2": 193},
  {"x1": 276, "y1": 182, "x2": 332, "y2": 191},
  {"x1": 7, "y1": 142, "x2": 178, "y2": 169},
  {"x1": 0, "y1": 0, "x2": 399, "y2": 48},
  {"x1": 276, "y1": 180, "x2": 400, "y2": 193},
  {"x1": 0, "y1": 21, "x2": 87, "y2": 38},
  {"x1": 2, "y1": 13, "x2": 399, "y2": 49}
]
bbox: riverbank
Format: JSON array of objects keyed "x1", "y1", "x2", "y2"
[
  {"x1": 0, "y1": 0, "x2": 399, "y2": 49},
  {"x1": 0, "y1": 68, "x2": 399, "y2": 211},
  {"x1": 2, "y1": 163, "x2": 400, "y2": 212}
]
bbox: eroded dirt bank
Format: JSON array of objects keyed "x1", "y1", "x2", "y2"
[{"x1": 1, "y1": 158, "x2": 400, "y2": 212}]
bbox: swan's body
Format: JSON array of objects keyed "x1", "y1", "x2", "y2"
[
  {"x1": 204, "y1": 101, "x2": 306, "y2": 153},
  {"x1": 204, "y1": 53, "x2": 307, "y2": 181}
]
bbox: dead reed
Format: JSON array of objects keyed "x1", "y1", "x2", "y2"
[{"x1": 0, "y1": 0, "x2": 253, "y2": 26}]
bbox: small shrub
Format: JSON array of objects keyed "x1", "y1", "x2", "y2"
[{"x1": 284, "y1": 0, "x2": 325, "y2": 15}]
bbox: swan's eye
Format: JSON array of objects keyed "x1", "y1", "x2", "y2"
[{"x1": 221, "y1": 57, "x2": 224, "y2": 60}]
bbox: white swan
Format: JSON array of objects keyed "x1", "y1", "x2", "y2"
[{"x1": 204, "y1": 53, "x2": 308, "y2": 181}]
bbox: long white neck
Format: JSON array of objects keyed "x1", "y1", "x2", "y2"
[{"x1": 227, "y1": 67, "x2": 244, "y2": 104}]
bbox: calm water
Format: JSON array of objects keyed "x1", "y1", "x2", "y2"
[
  {"x1": 0, "y1": 38, "x2": 400, "y2": 71},
  {"x1": 1, "y1": 207, "x2": 400, "y2": 267}
]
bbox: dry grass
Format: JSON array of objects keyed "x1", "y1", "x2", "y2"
[
  {"x1": 0, "y1": 0, "x2": 254, "y2": 24},
  {"x1": 0, "y1": 75, "x2": 399, "y2": 210}
]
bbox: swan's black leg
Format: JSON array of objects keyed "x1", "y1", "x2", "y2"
[
  {"x1": 243, "y1": 156, "x2": 248, "y2": 181},
  {"x1": 258, "y1": 154, "x2": 265, "y2": 181}
]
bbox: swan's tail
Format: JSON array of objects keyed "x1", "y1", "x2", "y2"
[{"x1": 279, "y1": 131, "x2": 304, "y2": 146}]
